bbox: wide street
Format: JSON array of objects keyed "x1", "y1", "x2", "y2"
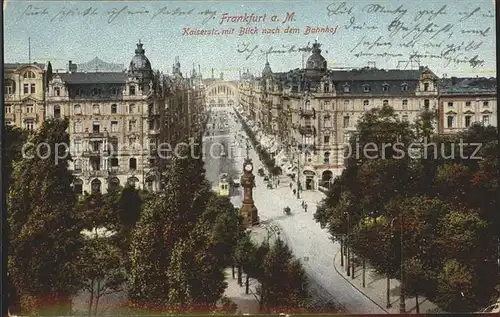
[{"x1": 202, "y1": 108, "x2": 387, "y2": 314}]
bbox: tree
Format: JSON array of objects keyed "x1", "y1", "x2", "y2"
[
  {"x1": 3, "y1": 125, "x2": 28, "y2": 190},
  {"x1": 80, "y1": 229, "x2": 126, "y2": 316},
  {"x1": 8, "y1": 119, "x2": 84, "y2": 315},
  {"x1": 260, "y1": 239, "x2": 308, "y2": 312},
  {"x1": 436, "y1": 259, "x2": 476, "y2": 312},
  {"x1": 234, "y1": 231, "x2": 257, "y2": 294}
]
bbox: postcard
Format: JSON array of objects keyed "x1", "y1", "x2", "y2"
[{"x1": 3, "y1": 0, "x2": 498, "y2": 316}]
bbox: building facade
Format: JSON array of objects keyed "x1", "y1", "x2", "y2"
[
  {"x1": 437, "y1": 77, "x2": 497, "y2": 134},
  {"x1": 238, "y1": 41, "x2": 496, "y2": 191},
  {"x1": 4, "y1": 62, "x2": 48, "y2": 130}
]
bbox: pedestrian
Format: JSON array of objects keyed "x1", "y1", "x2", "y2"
[
  {"x1": 289, "y1": 183, "x2": 292, "y2": 189},
  {"x1": 293, "y1": 189, "x2": 296, "y2": 196},
  {"x1": 304, "y1": 203, "x2": 308, "y2": 212},
  {"x1": 301, "y1": 200, "x2": 305, "y2": 208}
]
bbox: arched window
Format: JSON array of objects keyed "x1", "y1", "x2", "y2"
[
  {"x1": 127, "y1": 177, "x2": 139, "y2": 187},
  {"x1": 129, "y1": 157, "x2": 137, "y2": 170},
  {"x1": 91, "y1": 179, "x2": 101, "y2": 194},
  {"x1": 108, "y1": 177, "x2": 120, "y2": 191},
  {"x1": 129, "y1": 104, "x2": 135, "y2": 113},
  {"x1": 53, "y1": 105, "x2": 61, "y2": 119},
  {"x1": 23, "y1": 71, "x2": 35, "y2": 79},
  {"x1": 55, "y1": 87, "x2": 61, "y2": 96},
  {"x1": 111, "y1": 104, "x2": 117, "y2": 114}
]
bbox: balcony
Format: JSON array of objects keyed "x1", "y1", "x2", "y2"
[
  {"x1": 86, "y1": 130, "x2": 109, "y2": 139},
  {"x1": 298, "y1": 125, "x2": 315, "y2": 136},
  {"x1": 300, "y1": 108, "x2": 314, "y2": 117},
  {"x1": 82, "y1": 170, "x2": 109, "y2": 178},
  {"x1": 82, "y1": 148, "x2": 110, "y2": 157}
]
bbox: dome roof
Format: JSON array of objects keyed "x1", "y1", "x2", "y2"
[
  {"x1": 262, "y1": 61, "x2": 272, "y2": 78},
  {"x1": 306, "y1": 42, "x2": 327, "y2": 71},
  {"x1": 129, "y1": 42, "x2": 152, "y2": 73}
]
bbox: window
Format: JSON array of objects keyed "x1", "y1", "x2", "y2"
[
  {"x1": 402, "y1": 99, "x2": 408, "y2": 109},
  {"x1": 110, "y1": 157, "x2": 119, "y2": 168},
  {"x1": 130, "y1": 85, "x2": 136, "y2": 95},
  {"x1": 401, "y1": 83, "x2": 408, "y2": 91},
  {"x1": 343, "y1": 84, "x2": 350, "y2": 93},
  {"x1": 323, "y1": 152, "x2": 330, "y2": 164},
  {"x1": 344, "y1": 133, "x2": 350, "y2": 143},
  {"x1": 324, "y1": 83, "x2": 330, "y2": 92},
  {"x1": 424, "y1": 83, "x2": 429, "y2": 91},
  {"x1": 343, "y1": 116, "x2": 350, "y2": 128},
  {"x1": 382, "y1": 84, "x2": 389, "y2": 92},
  {"x1": 26, "y1": 104, "x2": 34, "y2": 113},
  {"x1": 465, "y1": 115, "x2": 472, "y2": 127},
  {"x1": 383, "y1": 99, "x2": 389, "y2": 106},
  {"x1": 402, "y1": 115, "x2": 409, "y2": 122},
  {"x1": 91, "y1": 179, "x2": 101, "y2": 193},
  {"x1": 24, "y1": 71, "x2": 35, "y2": 79},
  {"x1": 74, "y1": 121, "x2": 82, "y2": 132},
  {"x1": 92, "y1": 122, "x2": 100, "y2": 133},
  {"x1": 25, "y1": 120, "x2": 34, "y2": 131},
  {"x1": 483, "y1": 101, "x2": 489, "y2": 107},
  {"x1": 54, "y1": 105, "x2": 61, "y2": 118},
  {"x1": 129, "y1": 158, "x2": 137, "y2": 170},
  {"x1": 129, "y1": 137, "x2": 136, "y2": 147},
  {"x1": 74, "y1": 179, "x2": 83, "y2": 195},
  {"x1": 111, "y1": 121, "x2": 118, "y2": 132},
  {"x1": 74, "y1": 140, "x2": 81, "y2": 153},
  {"x1": 24, "y1": 84, "x2": 29, "y2": 94},
  {"x1": 465, "y1": 101, "x2": 471, "y2": 107},
  {"x1": 92, "y1": 141, "x2": 100, "y2": 152},
  {"x1": 76, "y1": 89, "x2": 82, "y2": 96},
  {"x1": 5, "y1": 121, "x2": 12, "y2": 126},
  {"x1": 111, "y1": 104, "x2": 117, "y2": 114},
  {"x1": 111, "y1": 88, "x2": 117, "y2": 95},
  {"x1": 482, "y1": 115, "x2": 490, "y2": 125},
  {"x1": 324, "y1": 135, "x2": 330, "y2": 144},
  {"x1": 93, "y1": 104, "x2": 100, "y2": 114},
  {"x1": 344, "y1": 100, "x2": 350, "y2": 110},
  {"x1": 55, "y1": 87, "x2": 60, "y2": 96},
  {"x1": 129, "y1": 120, "x2": 136, "y2": 131},
  {"x1": 324, "y1": 101, "x2": 330, "y2": 111},
  {"x1": 447, "y1": 116, "x2": 454, "y2": 128},
  {"x1": 129, "y1": 104, "x2": 135, "y2": 113},
  {"x1": 5, "y1": 106, "x2": 12, "y2": 114},
  {"x1": 74, "y1": 160, "x2": 82, "y2": 171},
  {"x1": 74, "y1": 104, "x2": 81, "y2": 115},
  {"x1": 447, "y1": 102, "x2": 453, "y2": 107},
  {"x1": 363, "y1": 100, "x2": 369, "y2": 108},
  {"x1": 5, "y1": 80, "x2": 15, "y2": 94},
  {"x1": 30, "y1": 84, "x2": 35, "y2": 94},
  {"x1": 363, "y1": 85, "x2": 370, "y2": 92},
  {"x1": 92, "y1": 88, "x2": 98, "y2": 96},
  {"x1": 424, "y1": 99, "x2": 430, "y2": 110},
  {"x1": 149, "y1": 120, "x2": 155, "y2": 130}
]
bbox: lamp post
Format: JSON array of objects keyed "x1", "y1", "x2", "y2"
[
  {"x1": 390, "y1": 216, "x2": 406, "y2": 313},
  {"x1": 345, "y1": 211, "x2": 350, "y2": 277}
]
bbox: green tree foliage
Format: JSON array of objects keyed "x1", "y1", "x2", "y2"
[
  {"x1": 8, "y1": 119, "x2": 84, "y2": 315},
  {"x1": 3, "y1": 125, "x2": 28, "y2": 189},
  {"x1": 80, "y1": 232, "x2": 126, "y2": 316},
  {"x1": 261, "y1": 239, "x2": 309, "y2": 312},
  {"x1": 315, "y1": 105, "x2": 499, "y2": 312}
]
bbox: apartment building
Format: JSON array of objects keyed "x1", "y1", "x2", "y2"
[
  {"x1": 4, "y1": 62, "x2": 48, "y2": 129},
  {"x1": 239, "y1": 41, "x2": 446, "y2": 191}
]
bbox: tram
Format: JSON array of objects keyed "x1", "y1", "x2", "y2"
[{"x1": 217, "y1": 173, "x2": 230, "y2": 196}]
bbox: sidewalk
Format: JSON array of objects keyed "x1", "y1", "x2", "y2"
[
  {"x1": 222, "y1": 268, "x2": 261, "y2": 314},
  {"x1": 332, "y1": 248, "x2": 443, "y2": 314}
]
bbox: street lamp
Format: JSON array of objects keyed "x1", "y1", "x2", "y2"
[
  {"x1": 345, "y1": 211, "x2": 351, "y2": 277},
  {"x1": 390, "y1": 216, "x2": 406, "y2": 313}
]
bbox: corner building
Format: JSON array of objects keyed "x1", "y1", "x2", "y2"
[
  {"x1": 45, "y1": 43, "x2": 205, "y2": 194},
  {"x1": 239, "y1": 41, "x2": 442, "y2": 191}
]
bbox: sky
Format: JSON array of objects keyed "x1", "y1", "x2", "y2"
[{"x1": 4, "y1": 0, "x2": 497, "y2": 80}]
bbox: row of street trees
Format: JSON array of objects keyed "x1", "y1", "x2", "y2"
[
  {"x1": 314, "y1": 106, "x2": 499, "y2": 312},
  {"x1": 6, "y1": 119, "x2": 311, "y2": 315}
]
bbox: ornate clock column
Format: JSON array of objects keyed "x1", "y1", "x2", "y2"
[{"x1": 240, "y1": 158, "x2": 259, "y2": 227}]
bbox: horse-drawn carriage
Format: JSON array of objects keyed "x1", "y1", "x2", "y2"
[{"x1": 283, "y1": 206, "x2": 291, "y2": 215}]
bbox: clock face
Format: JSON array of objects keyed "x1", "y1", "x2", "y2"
[{"x1": 244, "y1": 164, "x2": 253, "y2": 172}]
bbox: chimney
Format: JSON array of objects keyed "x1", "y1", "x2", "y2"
[{"x1": 68, "y1": 60, "x2": 77, "y2": 73}]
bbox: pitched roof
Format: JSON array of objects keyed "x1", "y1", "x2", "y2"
[
  {"x1": 5, "y1": 62, "x2": 46, "y2": 70},
  {"x1": 58, "y1": 72, "x2": 128, "y2": 84}
]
